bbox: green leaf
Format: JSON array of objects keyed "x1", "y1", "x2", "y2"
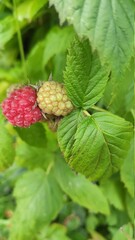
[
  {"x1": 112, "y1": 223, "x2": 134, "y2": 240},
  {"x1": 0, "y1": 15, "x2": 16, "y2": 49},
  {"x1": 54, "y1": 156, "x2": 110, "y2": 215},
  {"x1": 27, "y1": 26, "x2": 74, "y2": 82},
  {"x1": 0, "y1": 0, "x2": 48, "y2": 49},
  {"x1": 15, "y1": 125, "x2": 57, "y2": 170},
  {"x1": 43, "y1": 26, "x2": 74, "y2": 66},
  {"x1": 0, "y1": 112, "x2": 15, "y2": 170},
  {"x1": 15, "y1": 140, "x2": 55, "y2": 170},
  {"x1": 125, "y1": 193, "x2": 135, "y2": 222},
  {"x1": 15, "y1": 123, "x2": 46, "y2": 148},
  {"x1": 91, "y1": 232, "x2": 106, "y2": 240},
  {"x1": 10, "y1": 169, "x2": 63, "y2": 240},
  {"x1": 38, "y1": 224, "x2": 71, "y2": 240},
  {"x1": 57, "y1": 110, "x2": 85, "y2": 159},
  {"x1": 64, "y1": 37, "x2": 108, "y2": 108},
  {"x1": 101, "y1": 176, "x2": 125, "y2": 211},
  {"x1": 16, "y1": 0, "x2": 48, "y2": 21},
  {"x1": 50, "y1": 0, "x2": 134, "y2": 77},
  {"x1": 53, "y1": 53, "x2": 67, "y2": 82},
  {"x1": 104, "y1": 59, "x2": 134, "y2": 120},
  {"x1": 58, "y1": 111, "x2": 132, "y2": 180},
  {"x1": 120, "y1": 136, "x2": 134, "y2": 197}
]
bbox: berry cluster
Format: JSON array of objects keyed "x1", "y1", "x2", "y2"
[{"x1": 1, "y1": 80, "x2": 73, "y2": 128}]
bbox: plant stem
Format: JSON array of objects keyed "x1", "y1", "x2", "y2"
[
  {"x1": 83, "y1": 110, "x2": 91, "y2": 116},
  {"x1": 91, "y1": 105, "x2": 107, "y2": 112},
  {"x1": 12, "y1": 0, "x2": 28, "y2": 82}
]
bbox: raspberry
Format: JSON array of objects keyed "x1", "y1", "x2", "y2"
[
  {"x1": 1, "y1": 86, "x2": 42, "y2": 127},
  {"x1": 37, "y1": 81, "x2": 73, "y2": 116}
]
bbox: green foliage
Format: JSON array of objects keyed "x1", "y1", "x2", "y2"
[
  {"x1": 10, "y1": 169, "x2": 64, "y2": 240},
  {"x1": 0, "y1": 112, "x2": 15, "y2": 170},
  {"x1": 27, "y1": 26, "x2": 74, "y2": 82},
  {"x1": 15, "y1": 123, "x2": 46, "y2": 148},
  {"x1": 104, "y1": 59, "x2": 134, "y2": 122},
  {"x1": 0, "y1": 0, "x2": 134, "y2": 239},
  {"x1": 37, "y1": 224, "x2": 71, "y2": 240},
  {"x1": 54, "y1": 156, "x2": 109, "y2": 215},
  {"x1": 49, "y1": 0, "x2": 134, "y2": 77},
  {"x1": 58, "y1": 111, "x2": 132, "y2": 180},
  {"x1": 101, "y1": 176, "x2": 125, "y2": 211},
  {"x1": 64, "y1": 37, "x2": 108, "y2": 108},
  {"x1": 0, "y1": 0, "x2": 48, "y2": 49},
  {"x1": 112, "y1": 223, "x2": 134, "y2": 240},
  {"x1": 120, "y1": 135, "x2": 134, "y2": 197}
]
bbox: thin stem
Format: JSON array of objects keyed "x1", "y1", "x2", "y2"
[
  {"x1": 91, "y1": 105, "x2": 107, "y2": 112},
  {"x1": 83, "y1": 110, "x2": 91, "y2": 116},
  {"x1": 12, "y1": 0, "x2": 28, "y2": 82}
]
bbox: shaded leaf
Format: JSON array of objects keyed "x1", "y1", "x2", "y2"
[{"x1": 15, "y1": 122, "x2": 46, "y2": 148}]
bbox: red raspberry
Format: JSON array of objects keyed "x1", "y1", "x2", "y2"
[{"x1": 1, "y1": 86, "x2": 42, "y2": 127}]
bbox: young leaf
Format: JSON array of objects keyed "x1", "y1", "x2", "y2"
[
  {"x1": 0, "y1": 112, "x2": 15, "y2": 170},
  {"x1": 10, "y1": 169, "x2": 64, "y2": 240},
  {"x1": 50, "y1": 0, "x2": 134, "y2": 77},
  {"x1": 58, "y1": 111, "x2": 132, "y2": 180},
  {"x1": 54, "y1": 156, "x2": 110, "y2": 215},
  {"x1": 120, "y1": 136, "x2": 134, "y2": 197},
  {"x1": 15, "y1": 122, "x2": 46, "y2": 148},
  {"x1": 64, "y1": 37, "x2": 108, "y2": 108}
]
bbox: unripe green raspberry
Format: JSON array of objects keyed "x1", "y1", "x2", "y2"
[{"x1": 37, "y1": 81, "x2": 73, "y2": 116}]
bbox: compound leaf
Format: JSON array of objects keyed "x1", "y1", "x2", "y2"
[{"x1": 58, "y1": 111, "x2": 132, "y2": 180}]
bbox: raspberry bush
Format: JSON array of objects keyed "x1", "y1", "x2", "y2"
[{"x1": 0, "y1": 1, "x2": 134, "y2": 240}]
